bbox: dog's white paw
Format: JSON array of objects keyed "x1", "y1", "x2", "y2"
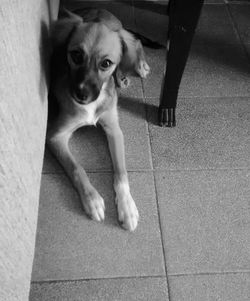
[
  {"x1": 116, "y1": 194, "x2": 139, "y2": 231},
  {"x1": 82, "y1": 190, "x2": 105, "y2": 222},
  {"x1": 137, "y1": 60, "x2": 150, "y2": 78},
  {"x1": 119, "y1": 76, "x2": 130, "y2": 88}
]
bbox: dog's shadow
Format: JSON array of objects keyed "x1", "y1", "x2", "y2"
[{"x1": 119, "y1": 95, "x2": 159, "y2": 126}]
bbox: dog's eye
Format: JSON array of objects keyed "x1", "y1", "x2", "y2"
[
  {"x1": 69, "y1": 50, "x2": 84, "y2": 65},
  {"x1": 100, "y1": 59, "x2": 113, "y2": 70}
]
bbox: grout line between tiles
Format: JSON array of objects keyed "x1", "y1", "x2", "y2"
[
  {"x1": 42, "y1": 166, "x2": 250, "y2": 175},
  {"x1": 145, "y1": 94, "x2": 250, "y2": 100},
  {"x1": 169, "y1": 270, "x2": 250, "y2": 278},
  {"x1": 42, "y1": 169, "x2": 154, "y2": 175},
  {"x1": 31, "y1": 274, "x2": 167, "y2": 285},
  {"x1": 225, "y1": 1, "x2": 250, "y2": 4},
  {"x1": 140, "y1": 79, "x2": 154, "y2": 170},
  {"x1": 141, "y1": 79, "x2": 172, "y2": 301},
  {"x1": 151, "y1": 171, "x2": 172, "y2": 301},
  {"x1": 152, "y1": 167, "x2": 250, "y2": 172}
]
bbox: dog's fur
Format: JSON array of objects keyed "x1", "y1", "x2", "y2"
[{"x1": 47, "y1": 8, "x2": 150, "y2": 231}]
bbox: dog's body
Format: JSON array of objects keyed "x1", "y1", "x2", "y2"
[{"x1": 47, "y1": 9, "x2": 150, "y2": 231}]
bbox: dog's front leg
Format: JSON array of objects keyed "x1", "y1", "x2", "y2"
[
  {"x1": 100, "y1": 109, "x2": 139, "y2": 231},
  {"x1": 47, "y1": 127, "x2": 105, "y2": 222}
]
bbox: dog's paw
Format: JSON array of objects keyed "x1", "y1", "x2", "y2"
[
  {"x1": 136, "y1": 60, "x2": 150, "y2": 78},
  {"x1": 82, "y1": 190, "x2": 105, "y2": 222},
  {"x1": 119, "y1": 76, "x2": 130, "y2": 88},
  {"x1": 116, "y1": 194, "x2": 139, "y2": 231}
]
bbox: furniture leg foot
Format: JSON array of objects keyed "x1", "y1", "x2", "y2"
[{"x1": 158, "y1": 107, "x2": 176, "y2": 127}]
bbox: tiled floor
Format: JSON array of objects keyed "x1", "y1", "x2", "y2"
[{"x1": 30, "y1": 2, "x2": 250, "y2": 301}]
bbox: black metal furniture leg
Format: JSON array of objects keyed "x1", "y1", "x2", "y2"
[{"x1": 158, "y1": 0, "x2": 204, "y2": 127}]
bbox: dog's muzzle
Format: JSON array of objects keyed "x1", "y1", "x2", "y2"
[
  {"x1": 71, "y1": 80, "x2": 101, "y2": 105},
  {"x1": 71, "y1": 84, "x2": 98, "y2": 105},
  {"x1": 74, "y1": 86, "x2": 89, "y2": 104}
]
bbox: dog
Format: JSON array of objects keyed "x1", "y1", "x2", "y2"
[{"x1": 47, "y1": 8, "x2": 150, "y2": 231}]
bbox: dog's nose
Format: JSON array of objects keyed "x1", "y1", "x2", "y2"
[{"x1": 75, "y1": 86, "x2": 89, "y2": 101}]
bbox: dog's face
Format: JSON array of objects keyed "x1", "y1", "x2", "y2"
[
  {"x1": 67, "y1": 22, "x2": 122, "y2": 104},
  {"x1": 52, "y1": 10, "x2": 150, "y2": 105}
]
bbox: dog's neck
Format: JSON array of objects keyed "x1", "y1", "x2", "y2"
[
  {"x1": 53, "y1": 76, "x2": 117, "y2": 128},
  {"x1": 79, "y1": 80, "x2": 115, "y2": 126}
]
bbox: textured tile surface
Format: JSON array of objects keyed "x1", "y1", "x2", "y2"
[
  {"x1": 43, "y1": 95, "x2": 152, "y2": 173},
  {"x1": 169, "y1": 273, "x2": 250, "y2": 301},
  {"x1": 155, "y1": 170, "x2": 250, "y2": 275},
  {"x1": 30, "y1": 277, "x2": 169, "y2": 301},
  {"x1": 147, "y1": 97, "x2": 250, "y2": 170},
  {"x1": 134, "y1": 4, "x2": 168, "y2": 45},
  {"x1": 194, "y1": 4, "x2": 240, "y2": 45},
  {"x1": 143, "y1": 44, "x2": 250, "y2": 99},
  {"x1": 32, "y1": 172, "x2": 165, "y2": 281},
  {"x1": 245, "y1": 43, "x2": 250, "y2": 57},
  {"x1": 229, "y1": 4, "x2": 250, "y2": 44},
  {"x1": 178, "y1": 43, "x2": 250, "y2": 98}
]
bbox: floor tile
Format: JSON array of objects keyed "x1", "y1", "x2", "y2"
[
  {"x1": 147, "y1": 97, "x2": 250, "y2": 170},
  {"x1": 169, "y1": 273, "x2": 250, "y2": 301},
  {"x1": 245, "y1": 43, "x2": 250, "y2": 58},
  {"x1": 30, "y1": 277, "x2": 169, "y2": 301},
  {"x1": 155, "y1": 169, "x2": 250, "y2": 275},
  {"x1": 134, "y1": 3, "x2": 168, "y2": 46},
  {"x1": 194, "y1": 4, "x2": 240, "y2": 45},
  {"x1": 143, "y1": 43, "x2": 250, "y2": 99},
  {"x1": 142, "y1": 48, "x2": 165, "y2": 100},
  {"x1": 43, "y1": 95, "x2": 152, "y2": 173},
  {"x1": 229, "y1": 4, "x2": 250, "y2": 44},
  {"x1": 32, "y1": 172, "x2": 165, "y2": 281}
]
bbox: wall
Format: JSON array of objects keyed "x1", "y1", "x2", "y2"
[{"x1": 0, "y1": 0, "x2": 59, "y2": 300}]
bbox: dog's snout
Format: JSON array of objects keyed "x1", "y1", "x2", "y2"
[{"x1": 75, "y1": 86, "x2": 89, "y2": 102}]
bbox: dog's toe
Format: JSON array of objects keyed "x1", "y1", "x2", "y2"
[
  {"x1": 120, "y1": 76, "x2": 130, "y2": 88},
  {"x1": 137, "y1": 61, "x2": 150, "y2": 78},
  {"x1": 117, "y1": 195, "x2": 139, "y2": 231},
  {"x1": 121, "y1": 214, "x2": 138, "y2": 232},
  {"x1": 83, "y1": 192, "x2": 105, "y2": 222},
  {"x1": 91, "y1": 203, "x2": 105, "y2": 222}
]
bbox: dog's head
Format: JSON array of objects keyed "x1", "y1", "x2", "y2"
[{"x1": 51, "y1": 9, "x2": 150, "y2": 105}]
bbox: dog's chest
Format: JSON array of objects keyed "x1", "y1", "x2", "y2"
[
  {"x1": 81, "y1": 101, "x2": 100, "y2": 125},
  {"x1": 79, "y1": 89, "x2": 114, "y2": 126}
]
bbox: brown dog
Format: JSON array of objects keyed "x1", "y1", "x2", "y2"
[{"x1": 47, "y1": 9, "x2": 150, "y2": 231}]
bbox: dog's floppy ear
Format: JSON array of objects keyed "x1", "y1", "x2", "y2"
[
  {"x1": 118, "y1": 29, "x2": 150, "y2": 79},
  {"x1": 51, "y1": 10, "x2": 83, "y2": 47}
]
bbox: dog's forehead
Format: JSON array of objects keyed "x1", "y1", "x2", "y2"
[{"x1": 69, "y1": 22, "x2": 121, "y2": 58}]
